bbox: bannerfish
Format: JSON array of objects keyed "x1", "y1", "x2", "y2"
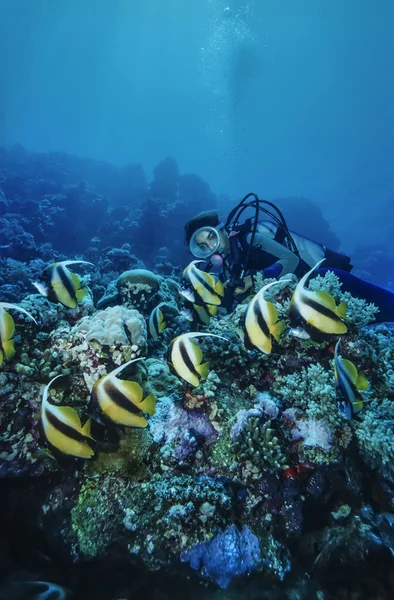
[
  {"x1": 92, "y1": 358, "x2": 156, "y2": 427},
  {"x1": 41, "y1": 375, "x2": 95, "y2": 459},
  {"x1": 1, "y1": 580, "x2": 70, "y2": 600},
  {"x1": 168, "y1": 332, "x2": 229, "y2": 387},
  {"x1": 183, "y1": 260, "x2": 224, "y2": 306},
  {"x1": 334, "y1": 340, "x2": 368, "y2": 419},
  {"x1": 193, "y1": 301, "x2": 218, "y2": 325},
  {"x1": 149, "y1": 302, "x2": 167, "y2": 340},
  {"x1": 0, "y1": 302, "x2": 37, "y2": 366},
  {"x1": 241, "y1": 280, "x2": 290, "y2": 354},
  {"x1": 289, "y1": 260, "x2": 347, "y2": 341},
  {"x1": 179, "y1": 307, "x2": 194, "y2": 322},
  {"x1": 33, "y1": 260, "x2": 93, "y2": 309},
  {"x1": 178, "y1": 286, "x2": 196, "y2": 304}
]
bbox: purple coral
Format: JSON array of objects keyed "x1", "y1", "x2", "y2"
[
  {"x1": 180, "y1": 524, "x2": 261, "y2": 588},
  {"x1": 150, "y1": 398, "x2": 217, "y2": 459},
  {"x1": 292, "y1": 416, "x2": 333, "y2": 452}
]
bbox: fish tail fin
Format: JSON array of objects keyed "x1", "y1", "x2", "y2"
[
  {"x1": 270, "y1": 320, "x2": 286, "y2": 342},
  {"x1": 196, "y1": 361, "x2": 209, "y2": 380},
  {"x1": 207, "y1": 304, "x2": 217, "y2": 316},
  {"x1": 139, "y1": 393, "x2": 156, "y2": 416},
  {"x1": 352, "y1": 399, "x2": 364, "y2": 414},
  {"x1": 356, "y1": 373, "x2": 369, "y2": 390},
  {"x1": 81, "y1": 418, "x2": 95, "y2": 440},
  {"x1": 214, "y1": 280, "x2": 224, "y2": 297},
  {"x1": 76, "y1": 288, "x2": 88, "y2": 303},
  {"x1": 335, "y1": 301, "x2": 347, "y2": 319},
  {"x1": 158, "y1": 321, "x2": 167, "y2": 333},
  {"x1": 2, "y1": 339, "x2": 15, "y2": 361}
]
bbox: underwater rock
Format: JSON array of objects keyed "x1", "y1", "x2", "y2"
[{"x1": 116, "y1": 269, "x2": 160, "y2": 310}]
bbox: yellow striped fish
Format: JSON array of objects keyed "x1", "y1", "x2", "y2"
[
  {"x1": 183, "y1": 261, "x2": 224, "y2": 306},
  {"x1": 33, "y1": 260, "x2": 93, "y2": 309},
  {"x1": 149, "y1": 302, "x2": 167, "y2": 340},
  {"x1": 92, "y1": 358, "x2": 156, "y2": 427},
  {"x1": 0, "y1": 302, "x2": 37, "y2": 366},
  {"x1": 242, "y1": 281, "x2": 290, "y2": 354},
  {"x1": 168, "y1": 332, "x2": 229, "y2": 387},
  {"x1": 334, "y1": 340, "x2": 368, "y2": 420},
  {"x1": 289, "y1": 260, "x2": 347, "y2": 341},
  {"x1": 41, "y1": 375, "x2": 95, "y2": 459}
]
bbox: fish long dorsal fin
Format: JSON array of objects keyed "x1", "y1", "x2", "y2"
[
  {"x1": 0, "y1": 302, "x2": 37, "y2": 324},
  {"x1": 42, "y1": 374, "x2": 66, "y2": 407},
  {"x1": 109, "y1": 357, "x2": 146, "y2": 379},
  {"x1": 184, "y1": 332, "x2": 230, "y2": 342},
  {"x1": 298, "y1": 259, "x2": 326, "y2": 291}
]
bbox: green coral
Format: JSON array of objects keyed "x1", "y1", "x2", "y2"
[
  {"x1": 355, "y1": 398, "x2": 394, "y2": 477},
  {"x1": 233, "y1": 417, "x2": 289, "y2": 475},
  {"x1": 277, "y1": 363, "x2": 341, "y2": 426}
]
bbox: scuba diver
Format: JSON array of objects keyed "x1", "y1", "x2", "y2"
[{"x1": 184, "y1": 192, "x2": 394, "y2": 321}]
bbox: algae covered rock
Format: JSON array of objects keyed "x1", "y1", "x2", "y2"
[{"x1": 116, "y1": 269, "x2": 160, "y2": 309}]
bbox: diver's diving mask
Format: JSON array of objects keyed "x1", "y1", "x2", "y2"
[{"x1": 189, "y1": 225, "x2": 225, "y2": 265}]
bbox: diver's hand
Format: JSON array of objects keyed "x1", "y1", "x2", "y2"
[{"x1": 233, "y1": 275, "x2": 253, "y2": 298}]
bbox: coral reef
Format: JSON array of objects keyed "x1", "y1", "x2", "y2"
[{"x1": 2, "y1": 148, "x2": 394, "y2": 598}]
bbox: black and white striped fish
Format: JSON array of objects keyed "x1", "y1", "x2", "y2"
[
  {"x1": 168, "y1": 332, "x2": 228, "y2": 387},
  {"x1": 0, "y1": 302, "x2": 37, "y2": 366},
  {"x1": 92, "y1": 358, "x2": 156, "y2": 427},
  {"x1": 241, "y1": 280, "x2": 290, "y2": 354},
  {"x1": 289, "y1": 260, "x2": 347, "y2": 341},
  {"x1": 33, "y1": 260, "x2": 93, "y2": 309},
  {"x1": 149, "y1": 302, "x2": 167, "y2": 340},
  {"x1": 334, "y1": 340, "x2": 368, "y2": 419},
  {"x1": 41, "y1": 375, "x2": 95, "y2": 459},
  {"x1": 183, "y1": 261, "x2": 224, "y2": 306}
]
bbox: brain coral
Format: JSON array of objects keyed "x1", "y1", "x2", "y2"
[{"x1": 75, "y1": 305, "x2": 146, "y2": 348}]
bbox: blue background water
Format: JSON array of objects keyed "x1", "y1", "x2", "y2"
[{"x1": 1, "y1": 0, "x2": 393, "y2": 264}]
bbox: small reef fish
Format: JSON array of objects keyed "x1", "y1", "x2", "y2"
[
  {"x1": 1, "y1": 580, "x2": 70, "y2": 599},
  {"x1": 241, "y1": 280, "x2": 290, "y2": 354},
  {"x1": 41, "y1": 375, "x2": 95, "y2": 459},
  {"x1": 192, "y1": 300, "x2": 218, "y2": 325},
  {"x1": 0, "y1": 302, "x2": 37, "y2": 366},
  {"x1": 289, "y1": 260, "x2": 347, "y2": 341},
  {"x1": 288, "y1": 326, "x2": 311, "y2": 340},
  {"x1": 334, "y1": 340, "x2": 368, "y2": 419},
  {"x1": 33, "y1": 260, "x2": 93, "y2": 309},
  {"x1": 149, "y1": 302, "x2": 167, "y2": 340},
  {"x1": 179, "y1": 285, "x2": 218, "y2": 325},
  {"x1": 168, "y1": 332, "x2": 229, "y2": 387},
  {"x1": 183, "y1": 260, "x2": 224, "y2": 306},
  {"x1": 92, "y1": 358, "x2": 156, "y2": 427},
  {"x1": 179, "y1": 286, "x2": 196, "y2": 304}
]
